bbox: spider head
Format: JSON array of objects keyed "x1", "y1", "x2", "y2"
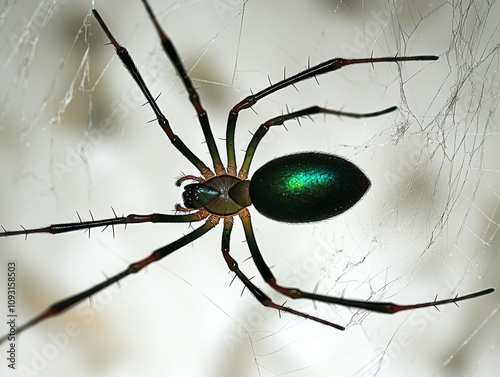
[
  {"x1": 180, "y1": 176, "x2": 251, "y2": 215},
  {"x1": 182, "y1": 183, "x2": 220, "y2": 209}
]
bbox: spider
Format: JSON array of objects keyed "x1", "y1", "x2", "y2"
[{"x1": 0, "y1": 0, "x2": 493, "y2": 342}]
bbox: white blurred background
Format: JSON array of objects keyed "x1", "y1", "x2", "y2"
[{"x1": 0, "y1": 1, "x2": 499, "y2": 376}]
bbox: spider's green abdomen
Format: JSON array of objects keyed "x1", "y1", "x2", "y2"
[{"x1": 249, "y1": 152, "x2": 370, "y2": 223}]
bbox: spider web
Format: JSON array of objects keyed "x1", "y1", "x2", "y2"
[{"x1": 0, "y1": 1, "x2": 498, "y2": 377}]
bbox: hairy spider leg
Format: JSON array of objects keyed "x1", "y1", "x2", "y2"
[
  {"x1": 0, "y1": 215, "x2": 218, "y2": 344},
  {"x1": 221, "y1": 217, "x2": 345, "y2": 330},
  {"x1": 0, "y1": 211, "x2": 207, "y2": 238},
  {"x1": 226, "y1": 55, "x2": 439, "y2": 176},
  {"x1": 140, "y1": 0, "x2": 224, "y2": 175},
  {"x1": 239, "y1": 210, "x2": 494, "y2": 317},
  {"x1": 92, "y1": 9, "x2": 215, "y2": 179},
  {"x1": 238, "y1": 105, "x2": 398, "y2": 179}
]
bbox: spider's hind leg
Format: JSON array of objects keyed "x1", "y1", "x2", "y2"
[
  {"x1": 239, "y1": 209, "x2": 494, "y2": 319},
  {"x1": 0, "y1": 214, "x2": 217, "y2": 343},
  {"x1": 221, "y1": 217, "x2": 344, "y2": 330},
  {"x1": 238, "y1": 105, "x2": 397, "y2": 179},
  {"x1": 0, "y1": 211, "x2": 207, "y2": 238},
  {"x1": 226, "y1": 55, "x2": 438, "y2": 175}
]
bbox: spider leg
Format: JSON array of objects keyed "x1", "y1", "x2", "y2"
[
  {"x1": 221, "y1": 217, "x2": 344, "y2": 330},
  {"x1": 0, "y1": 211, "x2": 208, "y2": 238},
  {"x1": 239, "y1": 209, "x2": 494, "y2": 320},
  {"x1": 0, "y1": 216, "x2": 218, "y2": 344},
  {"x1": 140, "y1": 0, "x2": 224, "y2": 175},
  {"x1": 92, "y1": 9, "x2": 214, "y2": 179},
  {"x1": 226, "y1": 55, "x2": 438, "y2": 175},
  {"x1": 238, "y1": 105, "x2": 397, "y2": 179}
]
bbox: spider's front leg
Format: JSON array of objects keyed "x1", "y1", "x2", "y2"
[
  {"x1": 92, "y1": 9, "x2": 218, "y2": 179},
  {"x1": 139, "y1": 0, "x2": 225, "y2": 175}
]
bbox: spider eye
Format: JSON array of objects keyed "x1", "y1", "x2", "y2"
[{"x1": 182, "y1": 183, "x2": 220, "y2": 209}]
